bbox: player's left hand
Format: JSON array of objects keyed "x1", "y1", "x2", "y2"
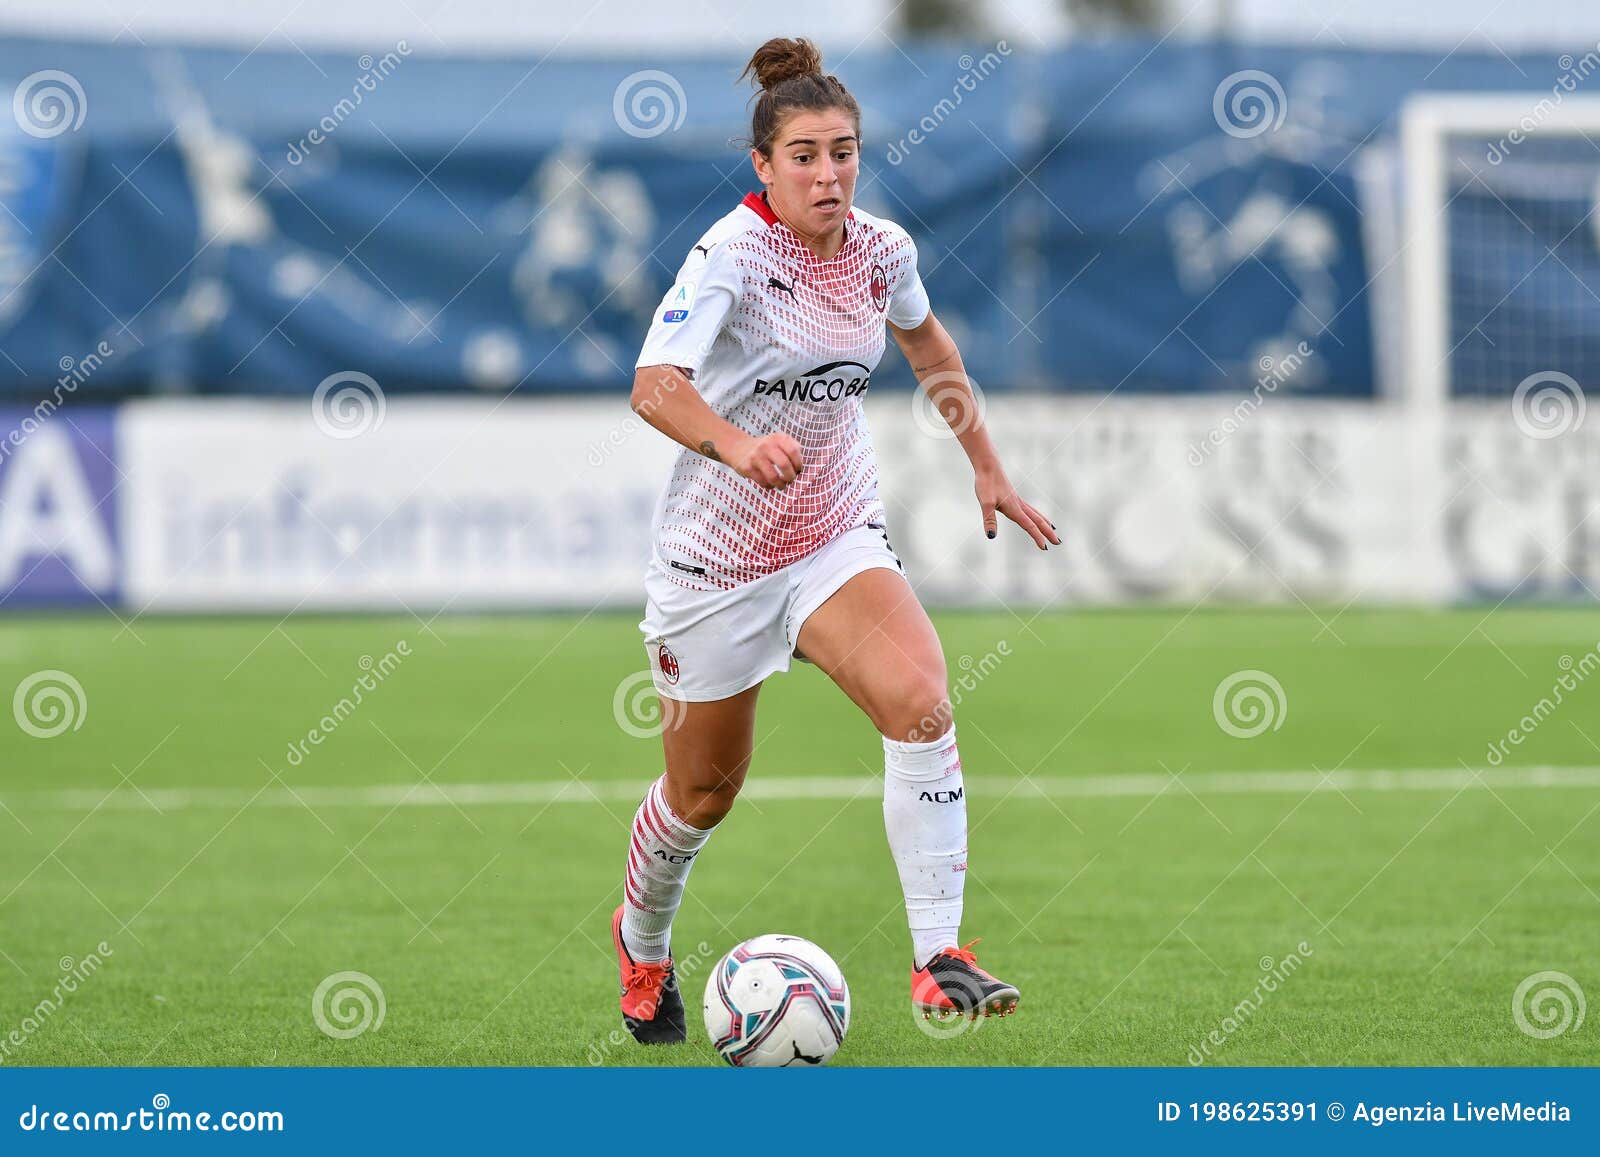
[{"x1": 975, "y1": 464, "x2": 1060, "y2": 550}]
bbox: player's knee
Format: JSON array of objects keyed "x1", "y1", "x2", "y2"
[
  {"x1": 880, "y1": 670, "x2": 952, "y2": 743},
  {"x1": 675, "y1": 776, "x2": 742, "y2": 827}
]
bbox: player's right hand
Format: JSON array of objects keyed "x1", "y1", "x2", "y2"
[{"x1": 731, "y1": 432, "x2": 804, "y2": 490}]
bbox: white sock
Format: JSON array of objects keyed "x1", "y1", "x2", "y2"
[
  {"x1": 620, "y1": 776, "x2": 715, "y2": 962},
  {"x1": 882, "y1": 724, "x2": 967, "y2": 970}
]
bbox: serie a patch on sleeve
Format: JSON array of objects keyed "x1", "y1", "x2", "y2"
[{"x1": 661, "y1": 280, "x2": 695, "y2": 323}]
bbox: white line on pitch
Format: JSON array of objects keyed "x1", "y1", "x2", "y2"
[{"x1": 5, "y1": 766, "x2": 1600, "y2": 813}]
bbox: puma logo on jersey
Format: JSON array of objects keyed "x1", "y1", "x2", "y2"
[
  {"x1": 766, "y1": 275, "x2": 797, "y2": 303},
  {"x1": 693, "y1": 244, "x2": 710, "y2": 257}
]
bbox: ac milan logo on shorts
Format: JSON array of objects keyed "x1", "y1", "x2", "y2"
[
  {"x1": 657, "y1": 643, "x2": 681, "y2": 685},
  {"x1": 869, "y1": 264, "x2": 887, "y2": 312}
]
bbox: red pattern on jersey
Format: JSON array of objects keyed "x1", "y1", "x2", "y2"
[{"x1": 656, "y1": 194, "x2": 916, "y2": 591}]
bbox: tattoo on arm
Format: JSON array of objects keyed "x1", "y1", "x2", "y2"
[
  {"x1": 913, "y1": 348, "x2": 959, "y2": 374},
  {"x1": 698, "y1": 439, "x2": 721, "y2": 462}
]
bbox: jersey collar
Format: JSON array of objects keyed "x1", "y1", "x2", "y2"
[
  {"x1": 741, "y1": 189, "x2": 781, "y2": 225},
  {"x1": 742, "y1": 189, "x2": 853, "y2": 251}
]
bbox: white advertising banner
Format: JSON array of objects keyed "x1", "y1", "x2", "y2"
[
  {"x1": 118, "y1": 398, "x2": 677, "y2": 610},
  {"x1": 109, "y1": 395, "x2": 1592, "y2": 611}
]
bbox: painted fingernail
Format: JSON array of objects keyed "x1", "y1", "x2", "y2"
[{"x1": 986, "y1": 530, "x2": 996, "y2": 540}]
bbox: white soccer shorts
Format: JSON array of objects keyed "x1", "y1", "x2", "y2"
[{"x1": 639, "y1": 522, "x2": 905, "y2": 702}]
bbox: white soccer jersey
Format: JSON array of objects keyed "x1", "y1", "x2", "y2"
[{"x1": 635, "y1": 190, "x2": 930, "y2": 591}]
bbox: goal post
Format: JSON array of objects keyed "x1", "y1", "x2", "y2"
[{"x1": 1400, "y1": 92, "x2": 1600, "y2": 412}]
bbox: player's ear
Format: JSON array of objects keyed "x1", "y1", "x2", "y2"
[{"x1": 749, "y1": 147, "x2": 772, "y2": 187}]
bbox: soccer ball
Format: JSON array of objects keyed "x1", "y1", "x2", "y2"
[{"x1": 703, "y1": 934, "x2": 851, "y2": 1067}]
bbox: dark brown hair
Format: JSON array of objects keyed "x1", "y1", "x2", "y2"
[{"x1": 739, "y1": 37, "x2": 861, "y2": 156}]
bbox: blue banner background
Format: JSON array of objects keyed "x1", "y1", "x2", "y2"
[
  {"x1": 0, "y1": 35, "x2": 1585, "y2": 399},
  {"x1": 0, "y1": 404, "x2": 119, "y2": 606},
  {"x1": 1, "y1": 1066, "x2": 1595, "y2": 1152}
]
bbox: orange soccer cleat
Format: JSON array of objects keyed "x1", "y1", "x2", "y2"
[
  {"x1": 611, "y1": 905, "x2": 687, "y2": 1044},
  {"x1": 911, "y1": 940, "x2": 1021, "y2": 1020}
]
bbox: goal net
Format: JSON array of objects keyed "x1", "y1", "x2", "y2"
[{"x1": 1401, "y1": 94, "x2": 1600, "y2": 409}]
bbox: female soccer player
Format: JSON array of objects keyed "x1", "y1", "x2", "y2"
[{"x1": 612, "y1": 36, "x2": 1059, "y2": 1044}]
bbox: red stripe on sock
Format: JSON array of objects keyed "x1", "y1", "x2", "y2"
[
  {"x1": 641, "y1": 790, "x2": 674, "y2": 844},
  {"x1": 624, "y1": 879, "x2": 653, "y2": 912}
]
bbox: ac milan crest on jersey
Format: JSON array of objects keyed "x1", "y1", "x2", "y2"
[
  {"x1": 869, "y1": 264, "x2": 888, "y2": 312},
  {"x1": 657, "y1": 643, "x2": 680, "y2": 685}
]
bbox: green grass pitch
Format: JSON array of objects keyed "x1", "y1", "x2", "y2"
[{"x1": 0, "y1": 606, "x2": 1597, "y2": 1066}]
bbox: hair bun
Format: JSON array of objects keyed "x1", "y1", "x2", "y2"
[{"x1": 742, "y1": 37, "x2": 824, "y2": 91}]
